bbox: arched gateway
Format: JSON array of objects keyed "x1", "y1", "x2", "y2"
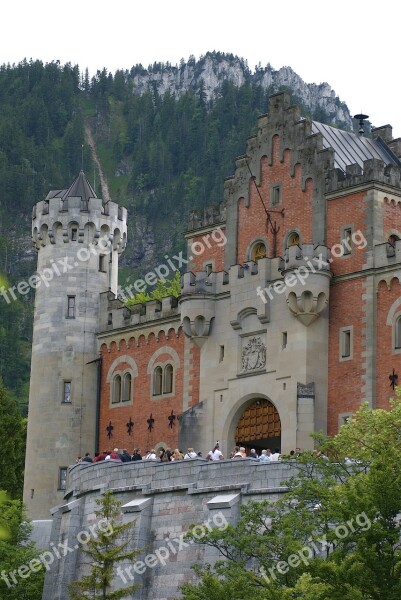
[{"x1": 235, "y1": 398, "x2": 281, "y2": 453}]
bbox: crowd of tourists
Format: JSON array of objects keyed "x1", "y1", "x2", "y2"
[{"x1": 76, "y1": 443, "x2": 302, "y2": 464}]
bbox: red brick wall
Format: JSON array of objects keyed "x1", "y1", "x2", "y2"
[
  {"x1": 326, "y1": 192, "x2": 367, "y2": 276},
  {"x1": 327, "y1": 278, "x2": 365, "y2": 435},
  {"x1": 98, "y1": 328, "x2": 189, "y2": 454},
  {"x1": 376, "y1": 278, "x2": 401, "y2": 409},
  {"x1": 187, "y1": 228, "x2": 226, "y2": 272},
  {"x1": 384, "y1": 199, "x2": 401, "y2": 238},
  {"x1": 237, "y1": 141, "x2": 313, "y2": 263}
]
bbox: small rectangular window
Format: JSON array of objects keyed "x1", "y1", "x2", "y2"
[
  {"x1": 338, "y1": 413, "x2": 352, "y2": 429},
  {"x1": 219, "y1": 345, "x2": 225, "y2": 363},
  {"x1": 271, "y1": 185, "x2": 281, "y2": 206},
  {"x1": 58, "y1": 467, "x2": 68, "y2": 491},
  {"x1": 67, "y1": 296, "x2": 76, "y2": 319},
  {"x1": 342, "y1": 330, "x2": 351, "y2": 357},
  {"x1": 71, "y1": 228, "x2": 78, "y2": 241},
  {"x1": 282, "y1": 332, "x2": 287, "y2": 349},
  {"x1": 342, "y1": 227, "x2": 352, "y2": 255},
  {"x1": 99, "y1": 255, "x2": 106, "y2": 272},
  {"x1": 205, "y1": 263, "x2": 213, "y2": 276},
  {"x1": 339, "y1": 327, "x2": 353, "y2": 361},
  {"x1": 63, "y1": 381, "x2": 71, "y2": 403}
]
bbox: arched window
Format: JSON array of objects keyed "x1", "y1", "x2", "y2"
[
  {"x1": 287, "y1": 232, "x2": 300, "y2": 247},
  {"x1": 112, "y1": 375, "x2": 122, "y2": 403},
  {"x1": 153, "y1": 367, "x2": 163, "y2": 396},
  {"x1": 122, "y1": 373, "x2": 132, "y2": 402},
  {"x1": 395, "y1": 315, "x2": 401, "y2": 350},
  {"x1": 163, "y1": 364, "x2": 173, "y2": 394},
  {"x1": 251, "y1": 242, "x2": 267, "y2": 261},
  {"x1": 387, "y1": 234, "x2": 399, "y2": 257}
]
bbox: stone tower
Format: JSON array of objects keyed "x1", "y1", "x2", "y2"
[{"x1": 23, "y1": 172, "x2": 127, "y2": 519}]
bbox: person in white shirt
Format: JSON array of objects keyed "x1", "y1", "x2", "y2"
[
  {"x1": 184, "y1": 447, "x2": 198, "y2": 459},
  {"x1": 207, "y1": 444, "x2": 224, "y2": 461},
  {"x1": 270, "y1": 448, "x2": 281, "y2": 461}
]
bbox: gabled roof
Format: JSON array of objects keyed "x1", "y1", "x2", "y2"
[
  {"x1": 312, "y1": 121, "x2": 401, "y2": 174},
  {"x1": 61, "y1": 170, "x2": 97, "y2": 202}
]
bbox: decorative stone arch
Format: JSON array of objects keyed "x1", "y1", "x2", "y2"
[
  {"x1": 106, "y1": 355, "x2": 138, "y2": 406},
  {"x1": 385, "y1": 295, "x2": 401, "y2": 354},
  {"x1": 83, "y1": 222, "x2": 96, "y2": 245},
  {"x1": 246, "y1": 238, "x2": 269, "y2": 262},
  {"x1": 222, "y1": 393, "x2": 282, "y2": 454},
  {"x1": 39, "y1": 223, "x2": 49, "y2": 246},
  {"x1": 230, "y1": 307, "x2": 257, "y2": 331},
  {"x1": 113, "y1": 227, "x2": 121, "y2": 251},
  {"x1": 67, "y1": 221, "x2": 80, "y2": 242},
  {"x1": 155, "y1": 441, "x2": 168, "y2": 454},
  {"x1": 147, "y1": 346, "x2": 181, "y2": 399},
  {"x1": 283, "y1": 229, "x2": 302, "y2": 253},
  {"x1": 51, "y1": 221, "x2": 63, "y2": 245},
  {"x1": 386, "y1": 295, "x2": 401, "y2": 326}
]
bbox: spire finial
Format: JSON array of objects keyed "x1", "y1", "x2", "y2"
[{"x1": 353, "y1": 113, "x2": 369, "y2": 136}]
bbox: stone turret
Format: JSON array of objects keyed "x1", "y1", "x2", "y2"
[{"x1": 23, "y1": 172, "x2": 127, "y2": 519}]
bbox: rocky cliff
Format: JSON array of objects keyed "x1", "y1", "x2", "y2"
[{"x1": 129, "y1": 52, "x2": 352, "y2": 129}]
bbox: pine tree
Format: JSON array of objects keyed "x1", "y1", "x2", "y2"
[
  {"x1": 68, "y1": 490, "x2": 141, "y2": 599},
  {"x1": 0, "y1": 380, "x2": 25, "y2": 498}
]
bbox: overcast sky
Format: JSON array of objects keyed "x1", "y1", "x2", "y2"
[{"x1": 1, "y1": 0, "x2": 400, "y2": 136}]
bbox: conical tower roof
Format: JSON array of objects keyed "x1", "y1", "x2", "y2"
[{"x1": 61, "y1": 170, "x2": 97, "y2": 202}]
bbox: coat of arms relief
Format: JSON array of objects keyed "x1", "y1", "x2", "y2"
[{"x1": 241, "y1": 335, "x2": 266, "y2": 372}]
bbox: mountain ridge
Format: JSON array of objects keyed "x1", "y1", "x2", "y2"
[{"x1": 127, "y1": 51, "x2": 352, "y2": 129}]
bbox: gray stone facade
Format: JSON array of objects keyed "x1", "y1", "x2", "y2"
[
  {"x1": 42, "y1": 459, "x2": 298, "y2": 600},
  {"x1": 24, "y1": 173, "x2": 127, "y2": 519}
]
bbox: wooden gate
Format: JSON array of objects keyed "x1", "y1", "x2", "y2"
[{"x1": 235, "y1": 399, "x2": 281, "y2": 446}]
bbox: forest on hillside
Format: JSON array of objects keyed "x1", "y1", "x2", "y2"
[{"x1": 0, "y1": 56, "x2": 353, "y2": 411}]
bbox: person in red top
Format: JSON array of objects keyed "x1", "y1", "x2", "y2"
[
  {"x1": 110, "y1": 447, "x2": 122, "y2": 461},
  {"x1": 94, "y1": 450, "x2": 107, "y2": 462}
]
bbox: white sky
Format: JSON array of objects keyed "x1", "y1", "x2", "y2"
[{"x1": 1, "y1": 0, "x2": 400, "y2": 137}]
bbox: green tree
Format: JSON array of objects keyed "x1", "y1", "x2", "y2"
[
  {"x1": 125, "y1": 270, "x2": 181, "y2": 306},
  {"x1": 180, "y1": 392, "x2": 401, "y2": 600},
  {"x1": 0, "y1": 380, "x2": 25, "y2": 498},
  {"x1": 0, "y1": 491, "x2": 45, "y2": 600},
  {"x1": 68, "y1": 489, "x2": 141, "y2": 599}
]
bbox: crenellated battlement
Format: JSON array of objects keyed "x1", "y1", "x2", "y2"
[
  {"x1": 187, "y1": 204, "x2": 226, "y2": 232},
  {"x1": 326, "y1": 158, "x2": 401, "y2": 193},
  {"x1": 98, "y1": 291, "x2": 180, "y2": 333},
  {"x1": 280, "y1": 243, "x2": 331, "y2": 273},
  {"x1": 32, "y1": 171, "x2": 127, "y2": 253}
]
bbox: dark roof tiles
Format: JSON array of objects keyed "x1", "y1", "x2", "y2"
[{"x1": 312, "y1": 121, "x2": 401, "y2": 173}]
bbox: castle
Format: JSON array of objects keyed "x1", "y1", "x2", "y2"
[{"x1": 24, "y1": 91, "x2": 401, "y2": 524}]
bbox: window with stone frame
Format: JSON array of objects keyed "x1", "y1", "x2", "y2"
[
  {"x1": 153, "y1": 366, "x2": 163, "y2": 396},
  {"x1": 58, "y1": 467, "x2": 68, "y2": 491},
  {"x1": 163, "y1": 364, "x2": 174, "y2": 394},
  {"x1": 394, "y1": 315, "x2": 401, "y2": 350},
  {"x1": 112, "y1": 374, "x2": 122, "y2": 403},
  {"x1": 122, "y1": 373, "x2": 132, "y2": 402},
  {"x1": 339, "y1": 327, "x2": 353, "y2": 361}
]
